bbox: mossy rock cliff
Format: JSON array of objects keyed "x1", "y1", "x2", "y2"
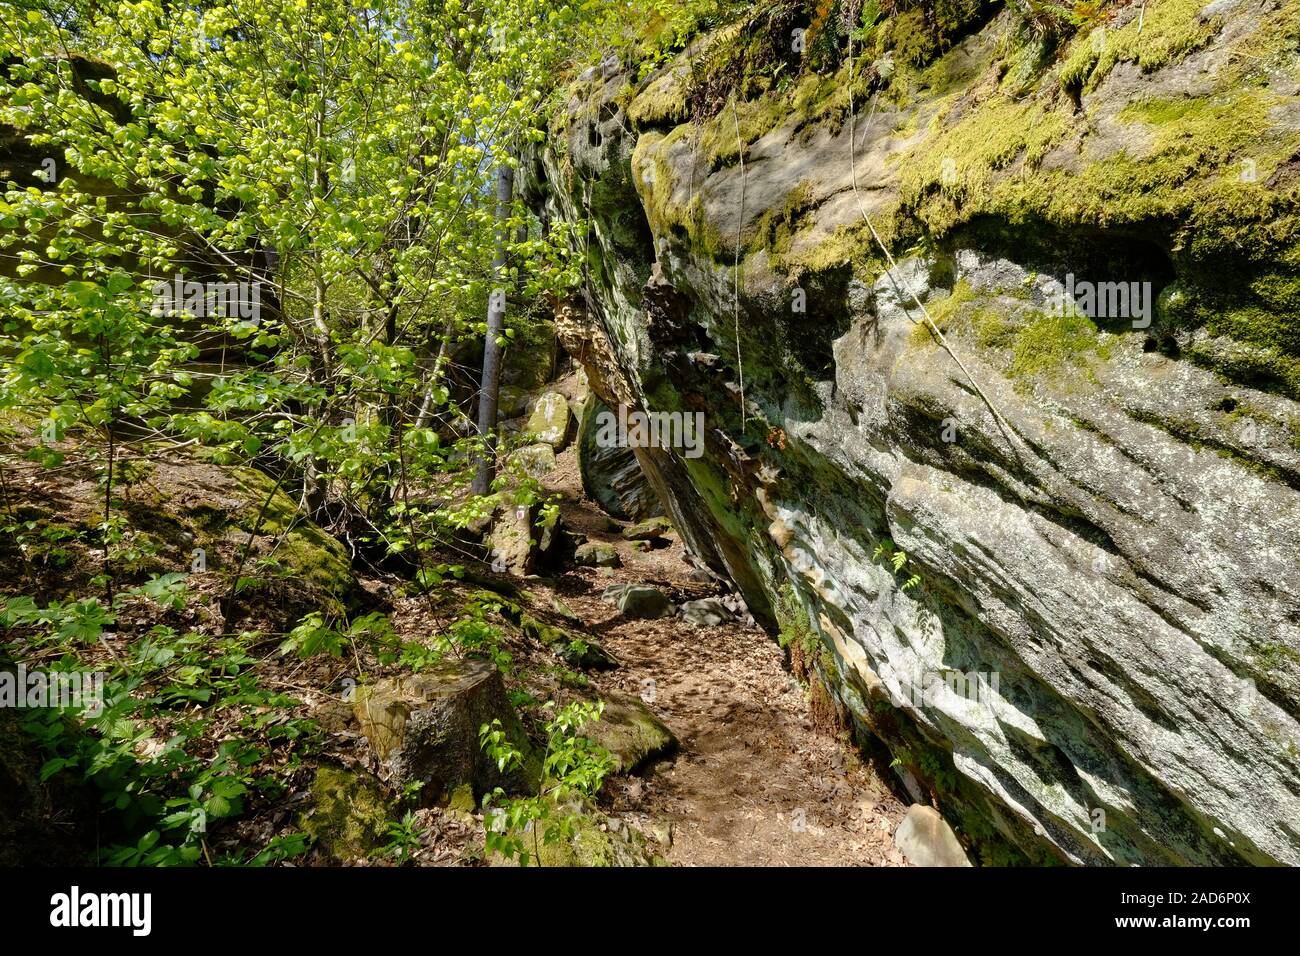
[{"x1": 529, "y1": 0, "x2": 1300, "y2": 866}]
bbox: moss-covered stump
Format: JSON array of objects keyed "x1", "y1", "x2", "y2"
[
  {"x1": 585, "y1": 692, "x2": 678, "y2": 773},
  {"x1": 533, "y1": 810, "x2": 663, "y2": 867},
  {"x1": 298, "y1": 766, "x2": 391, "y2": 862},
  {"x1": 353, "y1": 659, "x2": 539, "y2": 804}
]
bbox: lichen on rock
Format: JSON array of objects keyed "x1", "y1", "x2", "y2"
[{"x1": 530, "y1": 0, "x2": 1300, "y2": 866}]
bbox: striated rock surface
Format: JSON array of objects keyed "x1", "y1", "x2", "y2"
[
  {"x1": 527, "y1": 0, "x2": 1300, "y2": 865},
  {"x1": 577, "y1": 393, "x2": 665, "y2": 520}
]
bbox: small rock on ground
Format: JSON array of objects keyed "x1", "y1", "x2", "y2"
[
  {"x1": 679, "y1": 597, "x2": 732, "y2": 626},
  {"x1": 893, "y1": 805, "x2": 972, "y2": 867},
  {"x1": 602, "y1": 582, "x2": 673, "y2": 619},
  {"x1": 575, "y1": 541, "x2": 620, "y2": 567}
]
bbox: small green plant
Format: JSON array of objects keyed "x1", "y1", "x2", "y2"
[
  {"x1": 278, "y1": 612, "x2": 346, "y2": 659},
  {"x1": 220, "y1": 833, "x2": 311, "y2": 867},
  {"x1": 873, "y1": 538, "x2": 923, "y2": 591},
  {"x1": 399, "y1": 781, "x2": 427, "y2": 804},
  {"x1": 378, "y1": 811, "x2": 426, "y2": 864},
  {"x1": 447, "y1": 614, "x2": 514, "y2": 674},
  {"x1": 137, "y1": 572, "x2": 190, "y2": 611},
  {"x1": 479, "y1": 700, "x2": 613, "y2": 866},
  {"x1": 398, "y1": 640, "x2": 443, "y2": 673}
]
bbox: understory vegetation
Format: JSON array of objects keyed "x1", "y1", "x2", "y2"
[
  {"x1": 0, "y1": 0, "x2": 684, "y2": 866},
  {"x1": 3, "y1": 0, "x2": 1292, "y2": 872}
]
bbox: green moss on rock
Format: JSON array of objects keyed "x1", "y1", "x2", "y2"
[
  {"x1": 534, "y1": 809, "x2": 664, "y2": 867},
  {"x1": 298, "y1": 766, "x2": 391, "y2": 862},
  {"x1": 1060, "y1": 0, "x2": 1223, "y2": 95}
]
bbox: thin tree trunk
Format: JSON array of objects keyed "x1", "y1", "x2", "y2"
[
  {"x1": 301, "y1": 87, "x2": 332, "y2": 515},
  {"x1": 413, "y1": 313, "x2": 457, "y2": 430},
  {"x1": 471, "y1": 163, "x2": 514, "y2": 496}
]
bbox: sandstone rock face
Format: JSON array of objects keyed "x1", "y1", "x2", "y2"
[
  {"x1": 577, "y1": 393, "x2": 664, "y2": 521},
  {"x1": 353, "y1": 660, "x2": 537, "y2": 803},
  {"x1": 894, "y1": 805, "x2": 973, "y2": 868},
  {"x1": 528, "y1": 2, "x2": 1300, "y2": 865}
]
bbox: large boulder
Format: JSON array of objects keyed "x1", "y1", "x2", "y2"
[
  {"x1": 574, "y1": 541, "x2": 620, "y2": 567},
  {"x1": 0, "y1": 424, "x2": 357, "y2": 633},
  {"x1": 497, "y1": 385, "x2": 531, "y2": 420},
  {"x1": 621, "y1": 516, "x2": 673, "y2": 542},
  {"x1": 679, "y1": 597, "x2": 732, "y2": 627},
  {"x1": 486, "y1": 497, "x2": 561, "y2": 575},
  {"x1": 353, "y1": 659, "x2": 538, "y2": 803},
  {"x1": 506, "y1": 442, "x2": 556, "y2": 479}
]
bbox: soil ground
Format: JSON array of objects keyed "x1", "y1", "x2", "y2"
[{"x1": 530, "y1": 445, "x2": 911, "y2": 866}]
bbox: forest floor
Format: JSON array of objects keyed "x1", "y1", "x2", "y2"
[
  {"x1": 520, "y1": 447, "x2": 911, "y2": 866},
  {"x1": 1, "y1": 417, "x2": 908, "y2": 866}
]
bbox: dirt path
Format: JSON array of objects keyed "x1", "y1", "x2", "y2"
[{"x1": 542, "y1": 448, "x2": 909, "y2": 866}]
